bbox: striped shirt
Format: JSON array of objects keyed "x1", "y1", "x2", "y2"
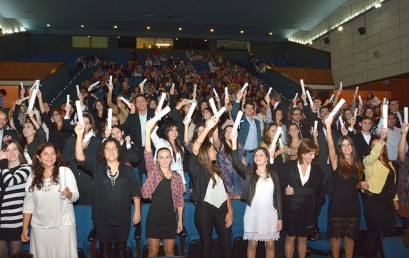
[{"x1": 0, "y1": 164, "x2": 31, "y2": 229}]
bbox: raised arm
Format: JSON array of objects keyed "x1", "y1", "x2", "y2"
[
  {"x1": 12, "y1": 102, "x2": 24, "y2": 134},
  {"x1": 399, "y1": 123, "x2": 408, "y2": 162},
  {"x1": 74, "y1": 123, "x2": 86, "y2": 162},
  {"x1": 231, "y1": 131, "x2": 246, "y2": 177},
  {"x1": 192, "y1": 116, "x2": 218, "y2": 155},
  {"x1": 363, "y1": 127, "x2": 387, "y2": 167},
  {"x1": 325, "y1": 116, "x2": 338, "y2": 171}
]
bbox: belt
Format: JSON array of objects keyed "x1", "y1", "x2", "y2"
[{"x1": 244, "y1": 149, "x2": 256, "y2": 154}]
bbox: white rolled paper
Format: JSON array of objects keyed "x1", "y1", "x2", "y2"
[
  {"x1": 215, "y1": 107, "x2": 226, "y2": 120},
  {"x1": 386, "y1": 101, "x2": 389, "y2": 106},
  {"x1": 209, "y1": 98, "x2": 218, "y2": 115},
  {"x1": 140, "y1": 78, "x2": 147, "y2": 86},
  {"x1": 90, "y1": 81, "x2": 99, "y2": 89},
  {"x1": 294, "y1": 92, "x2": 298, "y2": 100},
  {"x1": 300, "y1": 79, "x2": 305, "y2": 95},
  {"x1": 231, "y1": 111, "x2": 243, "y2": 135},
  {"x1": 147, "y1": 106, "x2": 171, "y2": 127},
  {"x1": 383, "y1": 104, "x2": 388, "y2": 129},
  {"x1": 306, "y1": 90, "x2": 313, "y2": 106},
  {"x1": 270, "y1": 126, "x2": 283, "y2": 152},
  {"x1": 188, "y1": 99, "x2": 196, "y2": 104},
  {"x1": 66, "y1": 95, "x2": 70, "y2": 104},
  {"x1": 339, "y1": 82, "x2": 343, "y2": 90},
  {"x1": 76, "y1": 85, "x2": 80, "y2": 94},
  {"x1": 213, "y1": 88, "x2": 219, "y2": 97},
  {"x1": 183, "y1": 102, "x2": 197, "y2": 124},
  {"x1": 338, "y1": 117, "x2": 345, "y2": 128},
  {"x1": 329, "y1": 94, "x2": 334, "y2": 103},
  {"x1": 358, "y1": 95, "x2": 363, "y2": 105},
  {"x1": 157, "y1": 92, "x2": 167, "y2": 111},
  {"x1": 224, "y1": 87, "x2": 228, "y2": 97},
  {"x1": 354, "y1": 108, "x2": 358, "y2": 118},
  {"x1": 355, "y1": 86, "x2": 359, "y2": 95},
  {"x1": 326, "y1": 98, "x2": 346, "y2": 123},
  {"x1": 404, "y1": 107, "x2": 408, "y2": 123},
  {"x1": 314, "y1": 121, "x2": 318, "y2": 131},
  {"x1": 194, "y1": 84, "x2": 197, "y2": 93},
  {"x1": 120, "y1": 96, "x2": 130, "y2": 106},
  {"x1": 107, "y1": 108, "x2": 113, "y2": 130},
  {"x1": 75, "y1": 100, "x2": 84, "y2": 126},
  {"x1": 109, "y1": 76, "x2": 112, "y2": 85},
  {"x1": 28, "y1": 88, "x2": 38, "y2": 110},
  {"x1": 241, "y1": 82, "x2": 248, "y2": 92},
  {"x1": 383, "y1": 98, "x2": 386, "y2": 104},
  {"x1": 59, "y1": 167, "x2": 66, "y2": 192},
  {"x1": 20, "y1": 82, "x2": 23, "y2": 89},
  {"x1": 279, "y1": 138, "x2": 284, "y2": 149},
  {"x1": 21, "y1": 96, "x2": 29, "y2": 101},
  {"x1": 171, "y1": 83, "x2": 175, "y2": 89},
  {"x1": 267, "y1": 87, "x2": 272, "y2": 96}
]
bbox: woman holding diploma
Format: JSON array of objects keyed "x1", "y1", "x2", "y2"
[
  {"x1": 0, "y1": 140, "x2": 31, "y2": 257},
  {"x1": 75, "y1": 123, "x2": 141, "y2": 258},
  {"x1": 142, "y1": 120, "x2": 184, "y2": 257},
  {"x1": 188, "y1": 116, "x2": 233, "y2": 258},
  {"x1": 325, "y1": 116, "x2": 366, "y2": 258},
  {"x1": 21, "y1": 142, "x2": 79, "y2": 258},
  {"x1": 231, "y1": 131, "x2": 282, "y2": 258}
]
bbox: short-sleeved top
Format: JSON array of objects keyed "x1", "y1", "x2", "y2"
[{"x1": 78, "y1": 158, "x2": 140, "y2": 225}]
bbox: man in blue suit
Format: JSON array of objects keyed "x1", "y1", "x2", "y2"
[{"x1": 232, "y1": 90, "x2": 262, "y2": 165}]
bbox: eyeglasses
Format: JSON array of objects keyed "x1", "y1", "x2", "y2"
[{"x1": 104, "y1": 147, "x2": 119, "y2": 153}]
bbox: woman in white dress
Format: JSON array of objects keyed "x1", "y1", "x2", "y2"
[
  {"x1": 231, "y1": 131, "x2": 283, "y2": 258},
  {"x1": 21, "y1": 142, "x2": 79, "y2": 258}
]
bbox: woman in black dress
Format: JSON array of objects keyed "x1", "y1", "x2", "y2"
[
  {"x1": 281, "y1": 139, "x2": 324, "y2": 258},
  {"x1": 325, "y1": 116, "x2": 367, "y2": 258},
  {"x1": 75, "y1": 123, "x2": 141, "y2": 258},
  {"x1": 141, "y1": 120, "x2": 184, "y2": 257}
]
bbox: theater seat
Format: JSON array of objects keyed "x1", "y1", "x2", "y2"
[
  {"x1": 382, "y1": 236, "x2": 409, "y2": 258},
  {"x1": 74, "y1": 205, "x2": 93, "y2": 258}
]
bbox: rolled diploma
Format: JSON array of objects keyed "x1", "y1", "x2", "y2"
[
  {"x1": 279, "y1": 138, "x2": 284, "y2": 149},
  {"x1": 213, "y1": 88, "x2": 219, "y2": 97},
  {"x1": 171, "y1": 83, "x2": 175, "y2": 90},
  {"x1": 326, "y1": 98, "x2": 345, "y2": 122},
  {"x1": 109, "y1": 76, "x2": 112, "y2": 85},
  {"x1": 231, "y1": 111, "x2": 243, "y2": 135},
  {"x1": 383, "y1": 98, "x2": 386, "y2": 104},
  {"x1": 75, "y1": 101, "x2": 84, "y2": 126},
  {"x1": 76, "y1": 85, "x2": 80, "y2": 94},
  {"x1": 339, "y1": 82, "x2": 343, "y2": 90},
  {"x1": 383, "y1": 104, "x2": 388, "y2": 129},
  {"x1": 90, "y1": 81, "x2": 99, "y2": 89},
  {"x1": 329, "y1": 94, "x2": 334, "y2": 103},
  {"x1": 147, "y1": 106, "x2": 171, "y2": 127},
  {"x1": 338, "y1": 117, "x2": 345, "y2": 128},
  {"x1": 140, "y1": 78, "x2": 147, "y2": 86},
  {"x1": 225, "y1": 87, "x2": 228, "y2": 97},
  {"x1": 300, "y1": 79, "x2": 305, "y2": 95},
  {"x1": 28, "y1": 88, "x2": 38, "y2": 110},
  {"x1": 209, "y1": 98, "x2": 218, "y2": 115},
  {"x1": 157, "y1": 92, "x2": 167, "y2": 111},
  {"x1": 59, "y1": 167, "x2": 66, "y2": 191},
  {"x1": 355, "y1": 86, "x2": 359, "y2": 95},
  {"x1": 183, "y1": 102, "x2": 197, "y2": 124},
  {"x1": 267, "y1": 87, "x2": 272, "y2": 95},
  {"x1": 358, "y1": 95, "x2": 363, "y2": 105},
  {"x1": 270, "y1": 127, "x2": 283, "y2": 152},
  {"x1": 294, "y1": 93, "x2": 298, "y2": 100},
  {"x1": 306, "y1": 90, "x2": 313, "y2": 106},
  {"x1": 314, "y1": 121, "x2": 318, "y2": 131},
  {"x1": 21, "y1": 96, "x2": 29, "y2": 101},
  {"x1": 20, "y1": 82, "x2": 23, "y2": 88},
  {"x1": 120, "y1": 97, "x2": 130, "y2": 106},
  {"x1": 66, "y1": 95, "x2": 70, "y2": 104},
  {"x1": 215, "y1": 107, "x2": 226, "y2": 120},
  {"x1": 386, "y1": 101, "x2": 389, "y2": 106},
  {"x1": 241, "y1": 82, "x2": 248, "y2": 92},
  {"x1": 354, "y1": 108, "x2": 358, "y2": 118},
  {"x1": 194, "y1": 84, "x2": 197, "y2": 92},
  {"x1": 404, "y1": 107, "x2": 408, "y2": 123},
  {"x1": 107, "y1": 108, "x2": 113, "y2": 130}
]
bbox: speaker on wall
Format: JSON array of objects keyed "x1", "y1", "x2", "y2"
[
  {"x1": 323, "y1": 37, "x2": 330, "y2": 44},
  {"x1": 358, "y1": 27, "x2": 366, "y2": 35}
]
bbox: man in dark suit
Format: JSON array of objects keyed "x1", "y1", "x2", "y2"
[
  {"x1": 351, "y1": 116, "x2": 375, "y2": 162},
  {"x1": 0, "y1": 109, "x2": 20, "y2": 149},
  {"x1": 287, "y1": 107, "x2": 311, "y2": 140},
  {"x1": 389, "y1": 99, "x2": 403, "y2": 128}
]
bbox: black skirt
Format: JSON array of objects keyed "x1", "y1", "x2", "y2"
[{"x1": 0, "y1": 227, "x2": 22, "y2": 241}]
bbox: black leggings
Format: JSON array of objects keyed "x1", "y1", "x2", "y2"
[{"x1": 194, "y1": 202, "x2": 231, "y2": 258}]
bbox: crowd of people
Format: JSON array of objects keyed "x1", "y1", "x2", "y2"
[{"x1": 0, "y1": 51, "x2": 408, "y2": 258}]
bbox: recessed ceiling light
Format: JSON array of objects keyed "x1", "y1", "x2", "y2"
[
  {"x1": 87, "y1": 35, "x2": 90, "y2": 38},
  {"x1": 117, "y1": 36, "x2": 120, "y2": 38},
  {"x1": 210, "y1": 28, "x2": 214, "y2": 32},
  {"x1": 178, "y1": 27, "x2": 182, "y2": 31},
  {"x1": 269, "y1": 32, "x2": 273, "y2": 36},
  {"x1": 81, "y1": 25, "x2": 85, "y2": 28},
  {"x1": 146, "y1": 26, "x2": 151, "y2": 30},
  {"x1": 240, "y1": 30, "x2": 244, "y2": 34},
  {"x1": 338, "y1": 26, "x2": 343, "y2": 31},
  {"x1": 113, "y1": 25, "x2": 118, "y2": 29},
  {"x1": 204, "y1": 39, "x2": 207, "y2": 41},
  {"x1": 175, "y1": 38, "x2": 178, "y2": 40},
  {"x1": 46, "y1": 24, "x2": 51, "y2": 27},
  {"x1": 375, "y1": 3, "x2": 382, "y2": 8}
]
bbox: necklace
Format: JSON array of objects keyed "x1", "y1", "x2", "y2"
[
  {"x1": 106, "y1": 168, "x2": 119, "y2": 187},
  {"x1": 256, "y1": 170, "x2": 267, "y2": 179}
]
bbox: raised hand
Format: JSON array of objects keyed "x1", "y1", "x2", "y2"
[{"x1": 74, "y1": 122, "x2": 85, "y2": 137}]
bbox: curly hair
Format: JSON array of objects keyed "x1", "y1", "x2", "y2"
[
  {"x1": 97, "y1": 138, "x2": 130, "y2": 167},
  {"x1": 29, "y1": 142, "x2": 65, "y2": 192}
]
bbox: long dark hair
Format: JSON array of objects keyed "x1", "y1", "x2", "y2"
[
  {"x1": 1, "y1": 139, "x2": 27, "y2": 165},
  {"x1": 262, "y1": 123, "x2": 277, "y2": 146},
  {"x1": 50, "y1": 108, "x2": 64, "y2": 133},
  {"x1": 190, "y1": 123, "x2": 206, "y2": 144},
  {"x1": 248, "y1": 148, "x2": 276, "y2": 195},
  {"x1": 287, "y1": 123, "x2": 302, "y2": 148},
  {"x1": 29, "y1": 142, "x2": 65, "y2": 191},
  {"x1": 221, "y1": 125, "x2": 233, "y2": 157},
  {"x1": 163, "y1": 123, "x2": 183, "y2": 161},
  {"x1": 197, "y1": 142, "x2": 223, "y2": 188},
  {"x1": 298, "y1": 139, "x2": 318, "y2": 165},
  {"x1": 336, "y1": 136, "x2": 364, "y2": 180},
  {"x1": 97, "y1": 138, "x2": 130, "y2": 167}
]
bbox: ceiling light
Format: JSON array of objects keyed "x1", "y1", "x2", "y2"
[
  {"x1": 210, "y1": 28, "x2": 214, "y2": 32},
  {"x1": 146, "y1": 26, "x2": 150, "y2": 30},
  {"x1": 204, "y1": 39, "x2": 207, "y2": 42},
  {"x1": 375, "y1": 3, "x2": 382, "y2": 8},
  {"x1": 113, "y1": 25, "x2": 118, "y2": 29},
  {"x1": 240, "y1": 30, "x2": 244, "y2": 34},
  {"x1": 117, "y1": 36, "x2": 120, "y2": 38},
  {"x1": 87, "y1": 35, "x2": 90, "y2": 38},
  {"x1": 338, "y1": 26, "x2": 343, "y2": 31},
  {"x1": 309, "y1": 41, "x2": 313, "y2": 44},
  {"x1": 81, "y1": 25, "x2": 85, "y2": 28},
  {"x1": 175, "y1": 38, "x2": 178, "y2": 40},
  {"x1": 46, "y1": 24, "x2": 51, "y2": 27},
  {"x1": 269, "y1": 32, "x2": 273, "y2": 36},
  {"x1": 178, "y1": 27, "x2": 182, "y2": 31}
]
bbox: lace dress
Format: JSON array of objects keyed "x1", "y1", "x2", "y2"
[
  {"x1": 327, "y1": 166, "x2": 360, "y2": 239},
  {"x1": 243, "y1": 177, "x2": 280, "y2": 241}
]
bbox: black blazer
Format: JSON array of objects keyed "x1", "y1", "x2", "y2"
[
  {"x1": 351, "y1": 132, "x2": 375, "y2": 162},
  {"x1": 122, "y1": 108, "x2": 155, "y2": 149}
]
